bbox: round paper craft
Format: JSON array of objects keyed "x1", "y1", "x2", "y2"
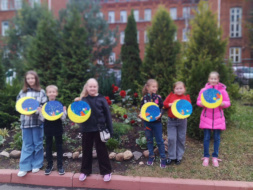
[
  {"x1": 171, "y1": 99, "x2": 193, "y2": 119},
  {"x1": 141, "y1": 102, "x2": 160, "y2": 122},
  {"x1": 42, "y1": 101, "x2": 64, "y2": 121},
  {"x1": 201, "y1": 88, "x2": 223, "y2": 109},
  {"x1": 16, "y1": 97, "x2": 40, "y2": 115},
  {"x1": 68, "y1": 101, "x2": 91, "y2": 123}
]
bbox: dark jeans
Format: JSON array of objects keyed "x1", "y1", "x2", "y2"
[
  {"x1": 81, "y1": 131, "x2": 111, "y2": 175},
  {"x1": 45, "y1": 135, "x2": 63, "y2": 169},
  {"x1": 144, "y1": 121, "x2": 166, "y2": 159},
  {"x1": 203, "y1": 129, "x2": 221, "y2": 158}
]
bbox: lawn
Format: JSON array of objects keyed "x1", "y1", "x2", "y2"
[{"x1": 123, "y1": 101, "x2": 253, "y2": 181}]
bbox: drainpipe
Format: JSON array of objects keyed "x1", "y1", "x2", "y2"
[{"x1": 48, "y1": 0, "x2": 51, "y2": 10}]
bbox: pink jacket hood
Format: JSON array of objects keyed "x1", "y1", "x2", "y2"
[{"x1": 196, "y1": 82, "x2": 231, "y2": 130}]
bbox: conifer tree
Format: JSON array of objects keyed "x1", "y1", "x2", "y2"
[
  {"x1": 0, "y1": 58, "x2": 4, "y2": 89},
  {"x1": 121, "y1": 11, "x2": 142, "y2": 93},
  {"x1": 180, "y1": 1, "x2": 237, "y2": 140},
  {"x1": 57, "y1": 7, "x2": 91, "y2": 105},
  {"x1": 141, "y1": 6, "x2": 180, "y2": 98},
  {"x1": 26, "y1": 13, "x2": 61, "y2": 87}
]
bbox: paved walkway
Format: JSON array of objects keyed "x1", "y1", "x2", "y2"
[{"x1": 0, "y1": 169, "x2": 252, "y2": 190}]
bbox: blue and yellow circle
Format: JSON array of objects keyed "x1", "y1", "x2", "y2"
[
  {"x1": 16, "y1": 97, "x2": 39, "y2": 115},
  {"x1": 141, "y1": 102, "x2": 160, "y2": 122},
  {"x1": 201, "y1": 89, "x2": 223, "y2": 109},
  {"x1": 68, "y1": 101, "x2": 91, "y2": 123},
  {"x1": 42, "y1": 101, "x2": 63, "y2": 121},
  {"x1": 171, "y1": 99, "x2": 192, "y2": 119}
]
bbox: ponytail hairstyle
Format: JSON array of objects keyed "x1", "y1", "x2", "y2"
[
  {"x1": 80, "y1": 78, "x2": 99, "y2": 98},
  {"x1": 142, "y1": 79, "x2": 158, "y2": 96},
  {"x1": 22, "y1": 70, "x2": 41, "y2": 92}
]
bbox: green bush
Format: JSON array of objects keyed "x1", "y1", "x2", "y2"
[
  {"x1": 111, "y1": 104, "x2": 127, "y2": 117},
  {"x1": 0, "y1": 135, "x2": 6, "y2": 146},
  {"x1": 106, "y1": 138, "x2": 119, "y2": 151},
  {"x1": 113, "y1": 122, "x2": 132, "y2": 139},
  {"x1": 0, "y1": 112, "x2": 19, "y2": 129},
  {"x1": 10, "y1": 130, "x2": 22, "y2": 150}
]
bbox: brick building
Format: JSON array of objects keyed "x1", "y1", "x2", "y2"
[{"x1": 0, "y1": 0, "x2": 252, "y2": 68}]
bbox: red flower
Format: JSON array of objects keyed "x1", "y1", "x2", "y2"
[
  {"x1": 130, "y1": 120, "x2": 135, "y2": 124},
  {"x1": 113, "y1": 86, "x2": 119, "y2": 91},
  {"x1": 107, "y1": 100, "x2": 112, "y2": 105},
  {"x1": 119, "y1": 90, "x2": 126, "y2": 98},
  {"x1": 123, "y1": 114, "x2": 128, "y2": 119},
  {"x1": 134, "y1": 93, "x2": 138, "y2": 98},
  {"x1": 105, "y1": 96, "x2": 110, "y2": 101},
  {"x1": 112, "y1": 84, "x2": 115, "y2": 88}
]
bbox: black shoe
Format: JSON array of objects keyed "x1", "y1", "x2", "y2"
[
  {"x1": 58, "y1": 167, "x2": 65, "y2": 175},
  {"x1": 166, "y1": 159, "x2": 174, "y2": 165},
  {"x1": 45, "y1": 166, "x2": 53, "y2": 175},
  {"x1": 175, "y1": 159, "x2": 181, "y2": 165}
]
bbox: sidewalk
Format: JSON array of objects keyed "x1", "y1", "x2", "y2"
[{"x1": 0, "y1": 169, "x2": 252, "y2": 190}]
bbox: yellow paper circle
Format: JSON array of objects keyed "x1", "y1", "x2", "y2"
[
  {"x1": 171, "y1": 99, "x2": 192, "y2": 119},
  {"x1": 41, "y1": 102, "x2": 63, "y2": 121},
  {"x1": 141, "y1": 102, "x2": 160, "y2": 122},
  {"x1": 201, "y1": 93, "x2": 223, "y2": 109},
  {"x1": 16, "y1": 97, "x2": 38, "y2": 115},
  {"x1": 67, "y1": 103, "x2": 91, "y2": 124}
]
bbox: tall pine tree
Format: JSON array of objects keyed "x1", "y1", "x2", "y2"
[
  {"x1": 180, "y1": 1, "x2": 237, "y2": 140},
  {"x1": 57, "y1": 6, "x2": 91, "y2": 105},
  {"x1": 141, "y1": 6, "x2": 180, "y2": 98},
  {"x1": 26, "y1": 13, "x2": 61, "y2": 87},
  {"x1": 121, "y1": 11, "x2": 142, "y2": 93}
]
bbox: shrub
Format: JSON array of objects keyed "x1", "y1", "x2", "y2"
[
  {"x1": 113, "y1": 122, "x2": 132, "y2": 139},
  {"x1": 106, "y1": 138, "x2": 119, "y2": 151}
]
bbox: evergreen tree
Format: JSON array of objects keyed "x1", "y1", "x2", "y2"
[
  {"x1": 180, "y1": 1, "x2": 238, "y2": 140},
  {"x1": 121, "y1": 11, "x2": 142, "y2": 93},
  {"x1": 0, "y1": 57, "x2": 4, "y2": 89},
  {"x1": 141, "y1": 6, "x2": 180, "y2": 98},
  {"x1": 57, "y1": 7, "x2": 91, "y2": 105},
  {"x1": 26, "y1": 13, "x2": 61, "y2": 88},
  {"x1": 3, "y1": 2, "x2": 51, "y2": 79},
  {"x1": 59, "y1": 0, "x2": 117, "y2": 65}
]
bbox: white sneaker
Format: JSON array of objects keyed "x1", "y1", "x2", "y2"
[
  {"x1": 32, "y1": 168, "x2": 40, "y2": 173},
  {"x1": 17, "y1": 171, "x2": 27, "y2": 177}
]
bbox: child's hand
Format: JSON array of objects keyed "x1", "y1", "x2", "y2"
[
  {"x1": 155, "y1": 113, "x2": 162, "y2": 120},
  {"x1": 37, "y1": 107, "x2": 42, "y2": 112},
  {"x1": 199, "y1": 102, "x2": 204, "y2": 106},
  {"x1": 168, "y1": 103, "x2": 173, "y2": 107},
  {"x1": 220, "y1": 102, "x2": 225, "y2": 107},
  {"x1": 138, "y1": 113, "x2": 143, "y2": 120},
  {"x1": 63, "y1": 106, "x2": 66, "y2": 112},
  {"x1": 74, "y1": 97, "x2": 81, "y2": 101}
]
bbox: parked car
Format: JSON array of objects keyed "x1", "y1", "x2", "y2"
[{"x1": 232, "y1": 66, "x2": 253, "y2": 85}]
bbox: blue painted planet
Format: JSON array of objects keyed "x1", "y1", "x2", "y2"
[
  {"x1": 175, "y1": 99, "x2": 192, "y2": 116},
  {"x1": 71, "y1": 101, "x2": 90, "y2": 116},
  {"x1": 22, "y1": 99, "x2": 39, "y2": 112},
  {"x1": 44, "y1": 101, "x2": 63, "y2": 116}
]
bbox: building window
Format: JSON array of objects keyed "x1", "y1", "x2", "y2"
[
  {"x1": 2, "y1": 21, "x2": 9, "y2": 36},
  {"x1": 133, "y1": 10, "x2": 139, "y2": 22},
  {"x1": 230, "y1": 47, "x2": 241, "y2": 63},
  {"x1": 1, "y1": 0, "x2": 8, "y2": 10},
  {"x1": 30, "y1": 0, "x2": 40, "y2": 8},
  {"x1": 15, "y1": 0, "x2": 22, "y2": 9},
  {"x1": 137, "y1": 31, "x2": 139, "y2": 43},
  {"x1": 120, "y1": 10, "x2": 127, "y2": 23},
  {"x1": 108, "y1": 11, "x2": 115, "y2": 23},
  {"x1": 120, "y1": 31, "x2": 125, "y2": 44},
  {"x1": 230, "y1": 8, "x2": 242, "y2": 38},
  {"x1": 144, "y1": 9, "x2": 151, "y2": 21},
  {"x1": 109, "y1": 52, "x2": 116, "y2": 65},
  {"x1": 174, "y1": 32, "x2": 177, "y2": 41},
  {"x1": 182, "y1": 28, "x2": 189, "y2": 42},
  {"x1": 170, "y1": 8, "x2": 177, "y2": 20},
  {"x1": 144, "y1": 30, "x2": 148, "y2": 43},
  {"x1": 183, "y1": 7, "x2": 191, "y2": 19}
]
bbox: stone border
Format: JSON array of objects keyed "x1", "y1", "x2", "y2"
[{"x1": 0, "y1": 169, "x2": 252, "y2": 190}]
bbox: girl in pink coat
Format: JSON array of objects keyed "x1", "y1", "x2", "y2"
[{"x1": 197, "y1": 71, "x2": 231, "y2": 167}]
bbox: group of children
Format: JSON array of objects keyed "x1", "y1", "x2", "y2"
[{"x1": 16, "y1": 70, "x2": 230, "y2": 182}]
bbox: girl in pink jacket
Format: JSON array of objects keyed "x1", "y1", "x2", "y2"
[{"x1": 197, "y1": 71, "x2": 231, "y2": 167}]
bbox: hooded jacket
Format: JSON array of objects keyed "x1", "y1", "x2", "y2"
[{"x1": 196, "y1": 83, "x2": 231, "y2": 130}]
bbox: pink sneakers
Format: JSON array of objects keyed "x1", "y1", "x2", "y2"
[
  {"x1": 201, "y1": 157, "x2": 209, "y2": 167},
  {"x1": 212, "y1": 157, "x2": 222, "y2": 167},
  {"x1": 79, "y1": 173, "x2": 86, "y2": 181},
  {"x1": 104, "y1": 173, "x2": 112, "y2": 182}
]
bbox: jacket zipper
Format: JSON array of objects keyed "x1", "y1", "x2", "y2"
[{"x1": 212, "y1": 86, "x2": 214, "y2": 129}]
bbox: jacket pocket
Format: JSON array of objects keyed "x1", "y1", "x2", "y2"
[{"x1": 219, "y1": 108, "x2": 223, "y2": 118}]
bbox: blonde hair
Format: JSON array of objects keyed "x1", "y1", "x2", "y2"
[
  {"x1": 209, "y1": 71, "x2": 220, "y2": 79},
  {"x1": 142, "y1": 79, "x2": 158, "y2": 96},
  {"x1": 46, "y1": 85, "x2": 58, "y2": 92},
  {"x1": 80, "y1": 78, "x2": 99, "y2": 98},
  {"x1": 173, "y1": 81, "x2": 185, "y2": 89}
]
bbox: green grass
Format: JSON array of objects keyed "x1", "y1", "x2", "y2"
[{"x1": 122, "y1": 101, "x2": 253, "y2": 181}]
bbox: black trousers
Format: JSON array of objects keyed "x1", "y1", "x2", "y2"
[
  {"x1": 81, "y1": 131, "x2": 112, "y2": 175},
  {"x1": 45, "y1": 135, "x2": 63, "y2": 169}
]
